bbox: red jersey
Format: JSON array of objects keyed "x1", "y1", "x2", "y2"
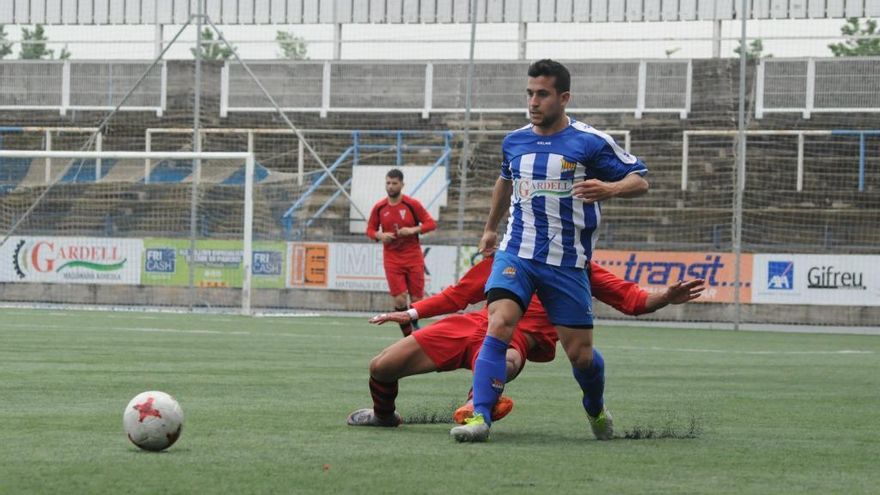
[
  {"x1": 366, "y1": 195, "x2": 437, "y2": 265},
  {"x1": 411, "y1": 257, "x2": 651, "y2": 363}
]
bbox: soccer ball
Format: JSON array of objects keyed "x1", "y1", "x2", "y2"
[{"x1": 123, "y1": 391, "x2": 184, "y2": 452}]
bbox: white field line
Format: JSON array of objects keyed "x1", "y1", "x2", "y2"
[
  {"x1": 605, "y1": 345, "x2": 874, "y2": 355},
  {"x1": 1, "y1": 321, "x2": 874, "y2": 353},
  {"x1": 0, "y1": 321, "x2": 384, "y2": 339}
]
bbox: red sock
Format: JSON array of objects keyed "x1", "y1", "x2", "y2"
[
  {"x1": 369, "y1": 377, "x2": 399, "y2": 419},
  {"x1": 394, "y1": 305, "x2": 413, "y2": 337}
]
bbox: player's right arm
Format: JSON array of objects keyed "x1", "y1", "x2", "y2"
[
  {"x1": 365, "y1": 202, "x2": 394, "y2": 244},
  {"x1": 479, "y1": 176, "x2": 513, "y2": 255},
  {"x1": 370, "y1": 257, "x2": 493, "y2": 325}
]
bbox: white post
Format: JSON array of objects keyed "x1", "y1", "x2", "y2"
[
  {"x1": 144, "y1": 131, "x2": 152, "y2": 184},
  {"x1": 159, "y1": 61, "x2": 167, "y2": 117},
  {"x1": 796, "y1": 133, "x2": 804, "y2": 192},
  {"x1": 154, "y1": 23, "x2": 164, "y2": 58},
  {"x1": 297, "y1": 138, "x2": 304, "y2": 186},
  {"x1": 624, "y1": 131, "x2": 631, "y2": 152},
  {"x1": 683, "y1": 59, "x2": 693, "y2": 119},
  {"x1": 321, "y1": 61, "x2": 331, "y2": 118},
  {"x1": 517, "y1": 22, "x2": 527, "y2": 59},
  {"x1": 423, "y1": 62, "x2": 433, "y2": 119},
  {"x1": 711, "y1": 19, "x2": 722, "y2": 58},
  {"x1": 681, "y1": 132, "x2": 689, "y2": 191},
  {"x1": 804, "y1": 58, "x2": 815, "y2": 119},
  {"x1": 44, "y1": 129, "x2": 52, "y2": 184},
  {"x1": 220, "y1": 62, "x2": 229, "y2": 118},
  {"x1": 333, "y1": 23, "x2": 342, "y2": 60},
  {"x1": 95, "y1": 132, "x2": 103, "y2": 182},
  {"x1": 755, "y1": 60, "x2": 765, "y2": 119},
  {"x1": 241, "y1": 153, "x2": 255, "y2": 316},
  {"x1": 636, "y1": 60, "x2": 646, "y2": 119},
  {"x1": 61, "y1": 60, "x2": 71, "y2": 116}
]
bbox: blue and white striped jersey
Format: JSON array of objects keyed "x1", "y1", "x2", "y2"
[{"x1": 498, "y1": 118, "x2": 648, "y2": 268}]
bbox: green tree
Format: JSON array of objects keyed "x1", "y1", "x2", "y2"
[
  {"x1": 734, "y1": 38, "x2": 771, "y2": 61},
  {"x1": 190, "y1": 28, "x2": 235, "y2": 60},
  {"x1": 828, "y1": 18, "x2": 880, "y2": 56},
  {"x1": 19, "y1": 24, "x2": 71, "y2": 59},
  {"x1": 276, "y1": 31, "x2": 308, "y2": 60},
  {"x1": 0, "y1": 25, "x2": 13, "y2": 59}
]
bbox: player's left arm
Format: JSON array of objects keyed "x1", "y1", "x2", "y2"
[
  {"x1": 396, "y1": 199, "x2": 437, "y2": 237},
  {"x1": 412, "y1": 199, "x2": 437, "y2": 234},
  {"x1": 573, "y1": 136, "x2": 649, "y2": 202},
  {"x1": 643, "y1": 279, "x2": 706, "y2": 313},
  {"x1": 590, "y1": 262, "x2": 705, "y2": 315}
]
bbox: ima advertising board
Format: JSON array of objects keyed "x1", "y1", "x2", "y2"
[
  {"x1": 592, "y1": 250, "x2": 753, "y2": 303},
  {"x1": 0, "y1": 236, "x2": 142, "y2": 285},
  {"x1": 752, "y1": 254, "x2": 880, "y2": 306},
  {"x1": 142, "y1": 239, "x2": 286, "y2": 288},
  {"x1": 288, "y1": 242, "x2": 458, "y2": 293}
]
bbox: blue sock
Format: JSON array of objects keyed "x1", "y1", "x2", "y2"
[
  {"x1": 571, "y1": 348, "x2": 605, "y2": 418},
  {"x1": 472, "y1": 335, "x2": 508, "y2": 426}
]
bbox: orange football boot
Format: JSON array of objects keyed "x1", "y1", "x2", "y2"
[{"x1": 453, "y1": 395, "x2": 514, "y2": 424}]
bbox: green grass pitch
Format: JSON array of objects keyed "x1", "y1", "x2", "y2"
[{"x1": 2, "y1": 309, "x2": 879, "y2": 494}]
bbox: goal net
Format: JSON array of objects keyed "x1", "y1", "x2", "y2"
[{"x1": 0, "y1": 149, "x2": 307, "y2": 314}]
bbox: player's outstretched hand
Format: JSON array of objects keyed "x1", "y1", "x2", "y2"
[
  {"x1": 397, "y1": 226, "x2": 419, "y2": 237},
  {"x1": 369, "y1": 311, "x2": 412, "y2": 325},
  {"x1": 572, "y1": 179, "x2": 618, "y2": 203},
  {"x1": 478, "y1": 230, "x2": 498, "y2": 256},
  {"x1": 665, "y1": 279, "x2": 706, "y2": 305}
]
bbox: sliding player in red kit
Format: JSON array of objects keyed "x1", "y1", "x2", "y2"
[
  {"x1": 366, "y1": 168, "x2": 437, "y2": 337},
  {"x1": 346, "y1": 255, "x2": 705, "y2": 428}
]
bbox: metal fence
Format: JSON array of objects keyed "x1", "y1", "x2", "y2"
[
  {"x1": 0, "y1": 60, "x2": 167, "y2": 116},
  {"x1": 221, "y1": 59, "x2": 692, "y2": 118},
  {"x1": 756, "y1": 57, "x2": 880, "y2": 119}
]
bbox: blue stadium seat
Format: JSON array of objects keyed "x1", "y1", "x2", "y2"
[
  {"x1": 142, "y1": 159, "x2": 193, "y2": 183},
  {"x1": 58, "y1": 159, "x2": 117, "y2": 183},
  {"x1": 0, "y1": 157, "x2": 32, "y2": 195},
  {"x1": 221, "y1": 162, "x2": 270, "y2": 185}
]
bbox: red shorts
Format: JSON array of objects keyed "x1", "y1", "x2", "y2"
[
  {"x1": 412, "y1": 314, "x2": 531, "y2": 372},
  {"x1": 384, "y1": 262, "x2": 425, "y2": 299}
]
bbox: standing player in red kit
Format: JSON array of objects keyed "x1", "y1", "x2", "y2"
[{"x1": 366, "y1": 169, "x2": 437, "y2": 337}]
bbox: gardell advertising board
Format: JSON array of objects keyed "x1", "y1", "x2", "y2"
[{"x1": 0, "y1": 236, "x2": 142, "y2": 285}]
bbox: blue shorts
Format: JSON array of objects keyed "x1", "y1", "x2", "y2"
[{"x1": 485, "y1": 250, "x2": 593, "y2": 328}]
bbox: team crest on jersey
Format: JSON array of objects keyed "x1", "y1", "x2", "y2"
[
  {"x1": 561, "y1": 159, "x2": 577, "y2": 173},
  {"x1": 513, "y1": 179, "x2": 573, "y2": 201},
  {"x1": 502, "y1": 266, "x2": 516, "y2": 278},
  {"x1": 399, "y1": 210, "x2": 406, "y2": 219}
]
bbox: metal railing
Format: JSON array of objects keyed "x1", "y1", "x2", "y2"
[
  {"x1": 281, "y1": 130, "x2": 454, "y2": 240},
  {"x1": 0, "y1": 60, "x2": 167, "y2": 116},
  {"x1": 682, "y1": 129, "x2": 878, "y2": 192},
  {"x1": 222, "y1": 59, "x2": 692, "y2": 119},
  {"x1": 756, "y1": 57, "x2": 880, "y2": 119}
]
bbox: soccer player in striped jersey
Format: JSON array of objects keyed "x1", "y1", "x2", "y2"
[
  {"x1": 451, "y1": 59, "x2": 649, "y2": 442},
  {"x1": 366, "y1": 168, "x2": 437, "y2": 337}
]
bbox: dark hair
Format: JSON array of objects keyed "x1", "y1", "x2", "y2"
[
  {"x1": 527, "y1": 59, "x2": 571, "y2": 94},
  {"x1": 386, "y1": 168, "x2": 404, "y2": 181}
]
